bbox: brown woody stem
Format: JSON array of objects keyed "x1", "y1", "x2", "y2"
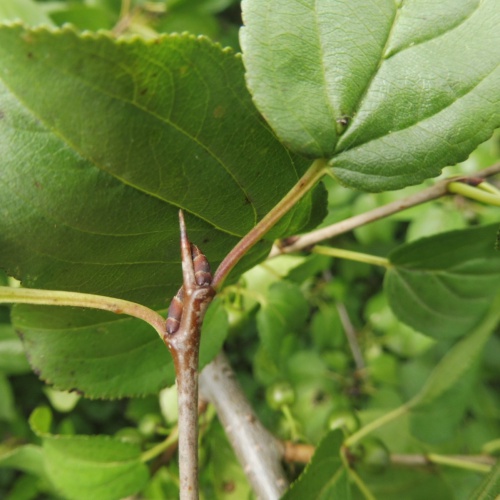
[
  {"x1": 270, "y1": 163, "x2": 500, "y2": 256},
  {"x1": 163, "y1": 211, "x2": 215, "y2": 500}
]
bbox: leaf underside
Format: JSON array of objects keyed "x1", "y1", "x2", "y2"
[{"x1": 241, "y1": 0, "x2": 500, "y2": 190}]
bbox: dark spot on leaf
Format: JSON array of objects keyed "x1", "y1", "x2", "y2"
[
  {"x1": 244, "y1": 195, "x2": 252, "y2": 205},
  {"x1": 222, "y1": 481, "x2": 235, "y2": 493},
  {"x1": 202, "y1": 238, "x2": 210, "y2": 244},
  {"x1": 313, "y1": 390, "x2": 326, "y2": 404},
  {"x1": 27, "y1": 52, "x2": 34, "y2": 59},
  {"x1": 140, "y1": 88, "x2": 148, "y2": 96},
  {"x1": 68, "y1": 387, "x2": 84, "y2": 396},
  {"x1": 0, "y1": 110, "x2": 4, "y2": 120},
  {"x1": 34, "y1": 180, "x2": 43, "y2": 190},
  {"x1": 213, "y1": 105, "x2": 225, "y2": 118}
]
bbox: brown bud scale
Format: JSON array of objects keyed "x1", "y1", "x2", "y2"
[
  {"x1": 166, "y1": 287, "x2": 184, "y2": 334},
  {"x1": 191, "y1": 244, "x2": 212, "y2": 287}
]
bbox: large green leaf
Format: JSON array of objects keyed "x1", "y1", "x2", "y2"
[
  {"x1": 282, "y1": 430, "x2": 350, "y2": 500},
  {"x1": 241, "y1": 0, "x2": 500, "y2": 190},
  {"x1": 12, "y1": 296, "x2": 228, "y2": 398},
  {"x1": 407, "y1": 296, "x2": 500, "y2": 443},
  {"x1": 0, "y1": 26, "x2": 325, "y2": 397},
  {"x1": 29, "y1": 407, "x2": 149, "y2": 500},
  {"x1": 0, "y1": 25, "x2": 324, "y2": 309},
  {"x1": 385, "y1": 224, "x2": 500, "y2": 339}
]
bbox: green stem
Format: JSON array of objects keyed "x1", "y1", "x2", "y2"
[
  {"x1": 448, "y1": 182, "x2": 500, "y2": 206},
  {"x1": 349, "y1": 467, "x2": 377, "y2": 500},
  {"x1": 313, "y1": 246, "x2": 391, "y2": 268},
  {"x1": 477, "y1": 181, "x2": 500, "y2": 196},
  {"x1": 281, "y1": 405, "x2": 300, "y2": 442},
  {"x1": 0, "y1": 286, "x2": 166, "y2": 340},
  {"x1": 141, "y1": 427, "x2": 180, "y2": 463},
  {"x1": 427, "y1": 453, "x2": 492, "y2": 474},
  {"x1": 212, "y1": 158, "x2": 327, "y2": 289},
  {"x1": 344, "y1": 404, "x2": 410, "y2": 448}
]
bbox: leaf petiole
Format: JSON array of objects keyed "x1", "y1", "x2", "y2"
[
  {"x1": 448, "y1": 182, "x2": 500, "y2": 206},
  {"x1": 0, "y1": 286, "x2": 166, "y2": 339},
  {"x1": 312, "y1": 246, "x2": 391, "y2": 268}
]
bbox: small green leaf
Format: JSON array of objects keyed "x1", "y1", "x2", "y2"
[
  {"x1": 469, "y1": 460, "x2": 500, "y2": 500},
  {"x1": 256, "y1": 281, "x2": 308, "y2": 364},
  {"x1": 12, "y1": 297, "x2": 228, "y2": 398},
  {"x1": 0, "y1": 323, "x2": 30, "y2": 374},
  {"x1": 0, "y1": 373, "x2": 15, "y2": 421},
  {"x1": 207, "y1": 420, "x2": 252, "y2": 499},
  {"x1": 29, "y1": 407, "x2": 149, "y2": 500},
  {"x1": 408, "y1": 297, "x2": 500, "y2": 443},
  {"x1": 0, "y1": 0, "x2": 54, "y2": 26},
  {"x1": 0, "y1": 444, "x2": 46, "y2": 479},
  {"x1": 385, "y1": 224, "x2": 500, "y2": 339},
  {"x1": 241, "y1": 0, "x2": 500, "y2": 190},
  {"x1": 282, "y1": 430, "x2": 350, "y2": 500}
]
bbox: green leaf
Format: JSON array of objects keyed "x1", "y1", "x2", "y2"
[
  {"x1": 206, "y1": 420, "x2": 252, "y2": 499},
  {"x1": 0, "y1": 373, "x2": 15, "y2": 421},
  {"x1": 0, "y1": 0, "x2": 54, "y2": 26},
  {"x1": 241, "y1": 0, "x2": 500, "y2": 190},
  {"x1": 282, "y1": 430, "x2": 350, "y2": 500},
  {"x1": 469, "y1": 460, "x2": 500, "y2": 500},
  {"x1": 12, "y1": 297, "x2": 228, "y2": 398},
  {"x1": 407, "y1": 297, "x2": 500, "y2": 443},
  {"x1": 256, "y1": 281, "x2": 308, "y2": 364},
  {"x1": 29, "y1": 407, "x2": 149, "y2": 500},
  {"x1": 0, "y1": 443, "x2": 46, "y2": 479},
  {"x1": 0, "y1": 323, "x2": 30, "y2": 374},
  {"x1": 0, "y1": 25, "x2": 324, "y2": 309},
  {"x1": 385, "y1": 224, "x2": 500, "y2": 339}
]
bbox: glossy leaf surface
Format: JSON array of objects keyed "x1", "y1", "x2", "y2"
[
  {"x1": 385, "y1": 224, "x2": 500, "y2": 339},
  {"x1": 241, "y1": 0, "x2": 500, "y2": 190}
]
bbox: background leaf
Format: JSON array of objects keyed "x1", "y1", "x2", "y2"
[
  {"x1": 282, "y1": 430, "x2": 350, "y2": 500},
  {"x1": 241, "y1": 0, "x2": 500, "y2": 190},
  {"x1": 256, "y1": 281, "x2": 309, "y2": 365},
  {"x1": 0, "y1": 0, "x2": 53, "y2": 26},
  {"x1": 29, "y1": 406, "x2": 149, "y2": 500},
  {"x1": 407, "y1": 296, "x2": 500, "y2": 443},
  {"x1": 385, "y1": 224, "x2": 500, "y2": 339},
  {"x1": 469, "y1": 460, "x2": 500, "y2": 500}
]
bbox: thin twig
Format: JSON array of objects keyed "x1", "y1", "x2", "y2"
[
  {"x1": 163, "y1": 211, "x2": 215, "y2": 500},
  {"x1": 283, "y1": 441, "x2": 496, "y2": 470},
  {"x1": 336, "y1": 303, "x2": 365, "y2": 372},
  {"x1": 199, "y1": 352, "x2": 289, "y2": 500},
  {"x1": 270, "y1": 164, "x2": 500, "y2": 257}
]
